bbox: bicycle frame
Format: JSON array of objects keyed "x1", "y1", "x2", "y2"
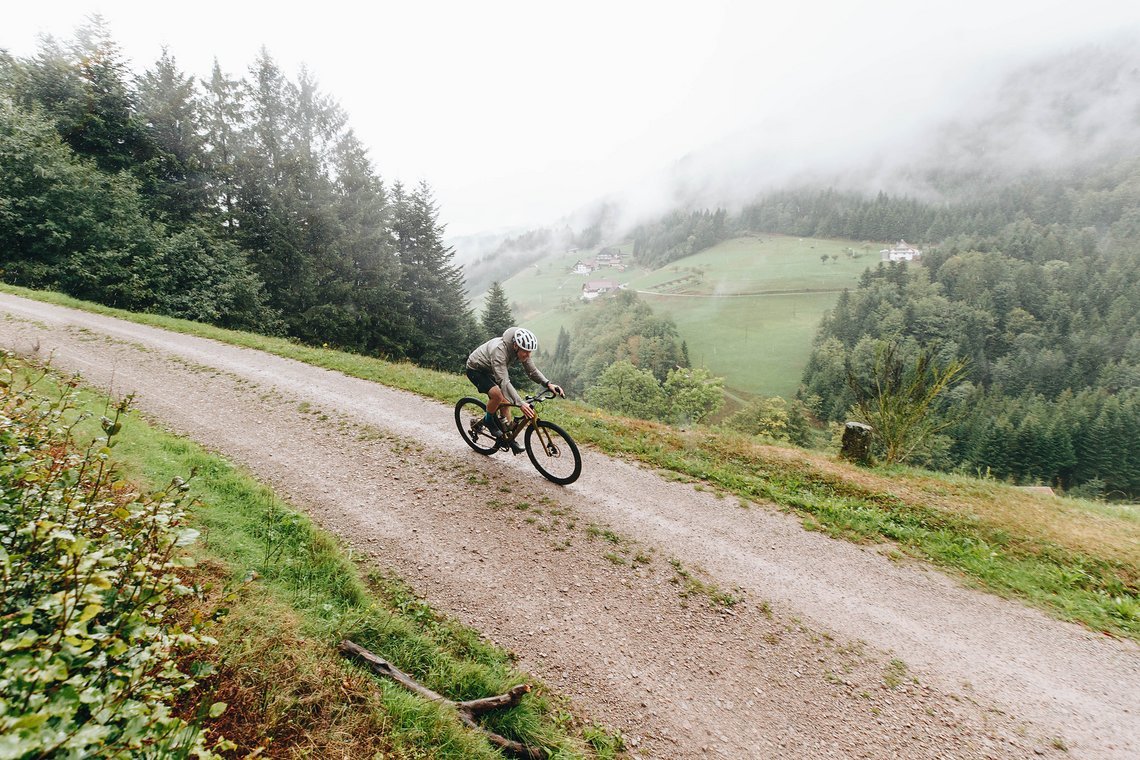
[
  {"x1": 495, "y1": 389, "x2": 558, "y2": 445},
  {"x1": 455, "y1": 388, "x2": 581, "y2": 485}
]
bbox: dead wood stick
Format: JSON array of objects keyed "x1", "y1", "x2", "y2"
[
  {"x1": 339, "y1": 640, "x2": 545, "y2": 759},
  {"x1": 459, "y1": 683, "x2": 532, "y2": 716}
]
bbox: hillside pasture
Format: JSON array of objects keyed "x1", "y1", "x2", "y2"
[
  {"x1": 641, "y1": 290, "x2": 840, "y2": 398},
  {"x1": 496, "y1": 235, "x2": 878, "y2": 398},
  {"x1": 627, "y1": 234, "x2": 873, "y2": 295},
  {"x1": 499, "y1": 252, "x2": 625, "y2": 313}
]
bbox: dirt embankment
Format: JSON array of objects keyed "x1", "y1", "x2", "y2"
[{"x1": 1, "y1": 292, "x2": 1136, "y2": 759}]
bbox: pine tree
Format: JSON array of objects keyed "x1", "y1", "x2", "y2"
[
  {"x1": 200, "y1": 60, "x2": 245, "y2": 236},
  {"x1": 393, "y1": 181, "x2": 477, "y2": 370},
  {"x1": 480, "y1": 282, "x2": 514, "y2": 338},
  {"x1": 67, "y1": 16, "x2": 154, "y2": 173},
  {"x1": 5, "y1": 35, "x2": 87, "y2": 138},
  {"x1": 328, "y1": 130, "x2": 410, "y2": 357},
  {"x1": 135, "y1": 48, "x2": 210, "y2": 226},
  {"x1": 233, "y1": 49, "x2": 314, "y2": 327},
  {"x1": 546, "y1": 327, "x2": 576, "y2": 393}
]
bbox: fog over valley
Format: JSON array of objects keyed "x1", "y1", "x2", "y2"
[
  {"x1": 5, "y1": 1, "x2": 1139, "y2": 247},
  {"x1": 453, "y1": 30, "x2": 1140, "y2": 280}
]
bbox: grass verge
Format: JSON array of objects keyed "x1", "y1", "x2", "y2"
[
  {"x1": 4, "y1": 283, "x2": 1138, "y2": 641},
  {"x1": 36, "y1": 362, "x2": 624, "y2": 759}
]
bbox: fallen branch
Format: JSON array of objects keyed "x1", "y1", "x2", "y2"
[{"x1": 339, "y1": 639, "x2": 546, "y2": 759}]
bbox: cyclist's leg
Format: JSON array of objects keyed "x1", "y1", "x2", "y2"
[
  {"x1": 486, "y1": 384, "x2": 506, "y2": 417},
  {"x1": 466, "y1": 369, "x2": 505, "y2": 435}
]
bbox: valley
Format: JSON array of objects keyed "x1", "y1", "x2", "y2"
[{"x1": 496, "y1": 234, "x2": 880, "y2": 399}]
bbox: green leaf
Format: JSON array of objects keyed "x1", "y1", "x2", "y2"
[
  {"x1": 208, "y1": 701, "x2": 228, "y2": 718},
  {"x1": 89, "y1": 574, "x2": 113, "y2": 590},
  {"x1": 78, "y1": 603, "x2": 103, "y2": 623},
  {"x1": 174, "y1": 527, "x2": 200, "y2": 547},
  {"x1": 10, "y1": 711, "x2": 49, "y2": 729},
  {"x1": 189, "y1": 661, "x2": 218, "y2": 678}
]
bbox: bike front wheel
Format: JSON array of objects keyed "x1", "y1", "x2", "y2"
[
  {"x1": 524, "y1": 420, "x2": 581, "y2": 485},
  {"x1": 455, "y1": 397, "x2": 498, "y2": 455}
]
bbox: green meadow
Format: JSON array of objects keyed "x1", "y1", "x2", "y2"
[{"x1": 498, "y1": 235, "x2": 880, "y2": 399}]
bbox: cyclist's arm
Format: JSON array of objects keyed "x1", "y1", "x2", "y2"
[
  {"x1": 520, "y1": 356, "x2": 551, "y2": 389},
  {"x1": 490, "y1": 342, "x2": 526, "y2": 407}
]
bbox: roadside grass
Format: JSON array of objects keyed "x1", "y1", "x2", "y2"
[
  {"x1": 4, "y1": 283, "x2": 1137, "y2": 641},
  {"x1": 38, "y1": 365, "x2": 621, "y2": 759}
]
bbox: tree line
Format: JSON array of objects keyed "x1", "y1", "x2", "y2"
[
  {"x1": 0, "y1": 18, "x2": 477, "y2": 370},
  {"x1": 793, "y1": 164, "x2": 1140, "y2": 497},
  {"x1": 628, "y1": 155, "x2": 1138, "y2": 270}
]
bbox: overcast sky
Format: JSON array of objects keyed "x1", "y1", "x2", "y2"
[{"x1": 4, "y1": 1, "x2": 1139, "y2": 237}]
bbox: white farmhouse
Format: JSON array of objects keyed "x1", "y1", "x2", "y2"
[
  {"x1": 581, "y1": 279, "x2": 619, "y2": 300},
  {"x1": 880, "y1": 240, "x2": 922, "y2": 262}
]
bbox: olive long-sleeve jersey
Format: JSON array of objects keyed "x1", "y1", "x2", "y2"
[{"x1": 465, "y1": 326, "x2": 550, "y2": 407}]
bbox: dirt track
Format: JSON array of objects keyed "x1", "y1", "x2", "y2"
[{"x1": 1, "y1": 292, "x2": 1136, "y2": 759}]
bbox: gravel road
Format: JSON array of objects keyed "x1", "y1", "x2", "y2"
[{"x1": 1, "y1": 292, "x2": 1136, "y2": 759}]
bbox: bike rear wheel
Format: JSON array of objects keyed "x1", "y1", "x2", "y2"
[
  {"x1": 455, "y1": 397, "x2": 498, "y2": 455},
  {"x1": 525, "y1": 420, "x2": 581, "y2": 485}
]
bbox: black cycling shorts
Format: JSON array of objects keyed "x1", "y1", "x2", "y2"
[{"x1": 466, "y1": 368, "x2": 497, "y2": 395}]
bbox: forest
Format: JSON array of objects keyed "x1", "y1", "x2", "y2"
[
  {"x1": 0, "y1": 20, "x2": 712, "y2": 426},
  {"x1": 797, "y1": 178, "x2": 1140, "y2": 498},
  {"x1": 0, "y1": 19, "x2": 477, "y2": 371}
]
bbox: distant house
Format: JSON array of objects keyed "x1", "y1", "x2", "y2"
[
  {"x1": 571, "y1": 260, "x2": 593, "y2": 275},
  {"x1": 880, "y1": 240, "x2": 922, "y2": 262},
  {"x1": 595, "y1": 249, "x2": 624, "y2": 268},
  {"x1": 581, "y1": 279, "x2": 620, "y2": 300}
]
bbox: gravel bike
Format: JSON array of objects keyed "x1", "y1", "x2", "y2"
[{"x1": 454, "y1": 389, "x2": 582, "y2": 485}]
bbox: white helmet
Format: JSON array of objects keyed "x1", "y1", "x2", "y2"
[{"x1": 514, "y1": 327, "x2": 538, "y2": 351}]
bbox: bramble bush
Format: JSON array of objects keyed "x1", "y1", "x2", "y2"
[{"x1": 0, "y1": 355, "x2": 228, "y2": 758}]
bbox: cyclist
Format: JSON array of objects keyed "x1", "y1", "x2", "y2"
[{"x1": 465, "y1": 326, "x2": 565, "y2": 452}]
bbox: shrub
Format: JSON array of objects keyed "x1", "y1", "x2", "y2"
[{"x1": 0, "y1": 355, "x2": 226, "y2": 758}]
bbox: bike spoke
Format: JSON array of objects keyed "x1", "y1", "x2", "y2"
[{"x1": 525, "y1": 420, "x2": 581, "y2": 485}]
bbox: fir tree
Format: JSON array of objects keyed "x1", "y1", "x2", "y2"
[
  {"x1": 545, "y1": 326, "x2": 576, "y2": 394},
  {"x1": 480, "y1": 281, "x2": 514, "y2": 338},
  {"x1": 135, "y1": 48, "x2": 210, "y2": 226},
  {"x1": 67, "y1": 16, "x2": 154, "y2": 173},
  {"x1": 393, "y1": 181, "x2": 477, "y2": 370},
  {"x1": 200, "y1": 60, "x2": 245, "y2": 236}
]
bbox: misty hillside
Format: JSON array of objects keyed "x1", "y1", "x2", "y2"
[
  {"x1": 675, "y1": 34, "x2": 1140, "y2": 213},
  {"x1": 456, "y1": 34, "x2": 1140, "y2": 291},
  {"x1": 881, "y1": 35, "x2": 1140, "y2": 200},
  {"x1": 459, "y1": 35, "x2": 1140, "y2": 499}
]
